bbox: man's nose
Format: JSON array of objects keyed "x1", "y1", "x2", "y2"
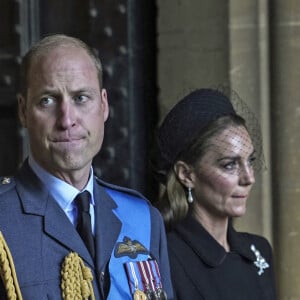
[{"x1": 56, "y1": 99, "x2": 76, "y2": 129}]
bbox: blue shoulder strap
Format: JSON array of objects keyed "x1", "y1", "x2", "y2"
[{"x1": 104, "y1": 188, "x2": 151, "y2": 300}]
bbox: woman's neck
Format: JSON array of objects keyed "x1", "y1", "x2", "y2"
[{"x1": 192, "y1": 206, "x2": 230, "y2": 252}]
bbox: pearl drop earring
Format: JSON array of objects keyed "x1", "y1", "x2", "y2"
[{"x1": 187, "y1": 187, "x2": 194, "y2": 203}]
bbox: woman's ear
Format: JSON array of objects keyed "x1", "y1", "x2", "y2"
[{"x1": 174, "y1": 161, "x2": 195, "y2": 188}]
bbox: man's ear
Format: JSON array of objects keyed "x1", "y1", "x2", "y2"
[
  {"x1": 17, "y1": 93, "x2": 27, "y2": 127},
  {"x1": 100, "y1": 88, "x2": 109, "y2": 122},
  {"x1": 174, "y1": 160, "x2": 195, "y2": 188}
]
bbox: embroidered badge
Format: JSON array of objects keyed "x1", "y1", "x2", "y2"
[
  {"x1": 250, "y1": 244, "x2": 270, "y2": 275},
  {"x1": 115, "y1": 236, "x2": 148, "y2": 258}
]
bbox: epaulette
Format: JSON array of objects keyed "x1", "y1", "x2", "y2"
[
  {"x1": 94, "y1": 176, "x2": 148, "y2": 202},
  {"x1": 0, "y1": 176, "x2": 15, "y2": 195}
]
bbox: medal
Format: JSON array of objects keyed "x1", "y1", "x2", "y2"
[
  {"x1": 144, "y1": 288, "x2": 167, "y2": 300},
  {"x1": 134, "y1": 289, "x2": 147, "y2": 300},
  {"x1": 145, "y1": 287, "x2": 154, "y2": 299},
  {"x1": 155, "y1": 288, "x2": 167, "y2": 300},
  {"x1": 125, "y1": 260, "x2": 168, "y2": 300}
]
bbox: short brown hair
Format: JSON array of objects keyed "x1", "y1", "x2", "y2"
[{"x1": 19, "y1": 34, "x2": 103, "y2": 95}]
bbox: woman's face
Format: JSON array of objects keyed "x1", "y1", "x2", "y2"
[{"x1": 190, "y1": 125, "x2": 255, "y2": 219}]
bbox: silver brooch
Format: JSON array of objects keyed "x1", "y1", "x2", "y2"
[{"x1": 250, "y1": 244, "x2": 269, "y2": 275}]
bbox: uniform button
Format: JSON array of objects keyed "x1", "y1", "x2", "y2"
[
  {"x1": 1, "y1": 177, "x2": 11, "y2": 184},
  {"x1": 100, "y1": 271, "x2": 105, "y2": 281}
]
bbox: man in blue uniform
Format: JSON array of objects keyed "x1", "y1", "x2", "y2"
[{"x1": 0, "y1": 34, "x2": 173, "y2": 300}]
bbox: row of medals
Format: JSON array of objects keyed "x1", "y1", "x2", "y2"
[{"x1": 134, "y1": 287, "x2": 167, "y2": 300}]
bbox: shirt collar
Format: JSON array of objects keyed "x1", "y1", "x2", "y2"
[{"x1": 28, "y1": 155, "x2": 95, "y2": 211}]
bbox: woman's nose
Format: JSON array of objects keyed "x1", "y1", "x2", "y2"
[{"x1": 239, "y1": 165, "x2": 255, "y2": 186}]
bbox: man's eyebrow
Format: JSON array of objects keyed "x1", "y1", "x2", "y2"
[{"x1": 72, "y1": 87, "x2": 99, "y2": 94}]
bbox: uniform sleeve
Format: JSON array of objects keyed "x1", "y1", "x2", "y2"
[{"x1": 149, "y1": 205, "x2": 174, "y2": 300}]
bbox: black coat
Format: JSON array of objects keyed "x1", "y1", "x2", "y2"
[{"x1": 167, "y1": 217, "x2": 277, "y2": 300}]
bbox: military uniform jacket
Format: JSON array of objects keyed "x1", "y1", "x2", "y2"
[
  {"x1": 167, "y1": 216, "x2": 277, "y2": 300},
  {"x1": 0, "y1": 161, "x2": 173, "y2": 299}
]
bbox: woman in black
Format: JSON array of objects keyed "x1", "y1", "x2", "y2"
[{"x1": 151, "y1": 88, "x2": 277, "y2": 300}]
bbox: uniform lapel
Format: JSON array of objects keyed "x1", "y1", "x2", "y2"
[
  {"x1": 44, "y1": 198, "x2": 94, "y2": 266},
  {"x1": 15, "y1": 160, "x2": 94, "y2": 266},
  {"x1": 93, "y1": 180, "x2": 122, "y2": 272}
]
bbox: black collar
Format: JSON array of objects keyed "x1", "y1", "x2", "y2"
[{"x1": 173, "y1": 216, "x2": 256, "y2": 267}]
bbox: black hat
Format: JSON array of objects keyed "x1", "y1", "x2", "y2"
[{"x1": 152, "y1": 88, "x2": 237, "y2": 182}]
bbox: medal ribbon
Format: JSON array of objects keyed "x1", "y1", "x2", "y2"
[
  {"x1": 139, "y1": 260, "x2": 155, "y2": 292},
  {"x1": 125, "y1": 261, "x2": 144, "y2": 294},
  {"x1": 124, "y1": 260, "x2": 165, "y2": 299},
  {"x1": 138, "y1": 260, "x2": 163, "y2": 292},
  {"x1": 148, "y1": 260, "x2": 163, "y2": 290}
]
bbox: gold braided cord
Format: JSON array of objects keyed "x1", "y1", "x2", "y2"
[
  {"x1": 0, "y1": 231, "x2": 23, "y2": 300},
  {"x1": 61, "y1": 252, "x2": 95, "y2": 300}
]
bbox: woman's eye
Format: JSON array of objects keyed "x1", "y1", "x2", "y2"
[
  {"x1": 248, "y1": 156, "x2": 256, "y2": 166},
  {"x1": 223, "y1": 161, "x2": 237, "y2": 170}
]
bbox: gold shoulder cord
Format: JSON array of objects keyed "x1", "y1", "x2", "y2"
[
  {"x1": 0, "y1": 231, "x2": 96, "y2": 300},
  {"x1": 0, "y1": 231, "x2": 23, "y2": 300},
  {"x1": 61, "y1": 252, "x2": 95, "y2": 300}
]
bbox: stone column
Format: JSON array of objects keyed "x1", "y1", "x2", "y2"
[
  {"x1": 271, "y1": 0, "x2": 300, "y2": 298},
  {"x1": 229, "y1": 0, "x2": 273, "y2": 241},
  {"x1": 156, "y1": 0, "x2": 229, "y2": 117}
]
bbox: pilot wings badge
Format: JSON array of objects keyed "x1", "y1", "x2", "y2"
[{"x1": 115, "y1": 236, "x2": 149, "y2": 258}]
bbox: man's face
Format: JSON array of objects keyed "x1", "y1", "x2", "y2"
[{"x1": 18, "y1": 46, "x2": 109, "y2": 180}]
